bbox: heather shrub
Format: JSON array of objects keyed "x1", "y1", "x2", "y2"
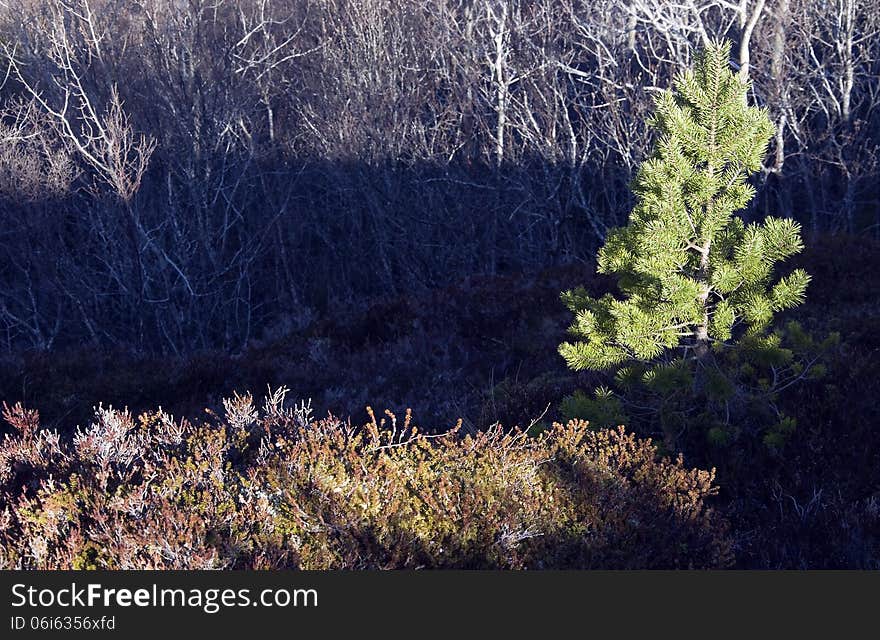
[{"x1": 0, "y1": 391, "x2": 730, "y2": 569}]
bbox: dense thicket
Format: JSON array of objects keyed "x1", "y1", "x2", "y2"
[{"x1": 0, "y1": 0, "x2": 877, "y2": 353}]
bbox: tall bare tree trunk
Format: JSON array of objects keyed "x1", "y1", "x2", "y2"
[
  {"x1": 769, "y1": 0, "x2": 790, "y2": 173},
  {"x1": 738, "y1": 0, "x2": 767, "y2": 82}
]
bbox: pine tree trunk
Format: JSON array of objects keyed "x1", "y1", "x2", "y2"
[
  {"x1": 694, "y1": 240, "x2": 711, "y2": 360},
  {"x1": 696, "y1": 72, "x2": 718, "y2": 363}
]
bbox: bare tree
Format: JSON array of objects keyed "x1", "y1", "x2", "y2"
[{"x1": 0, "y1": 0, "x2": 876, "y2": 352}]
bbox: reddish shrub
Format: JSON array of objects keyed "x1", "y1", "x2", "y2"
[{"x1": 0, "y1": 392, "x2": 730, "y2": 569}]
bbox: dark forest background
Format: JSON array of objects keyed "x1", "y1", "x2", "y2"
[{"x1": 0, "y1": 0, "x2": 876, "y2": 354}]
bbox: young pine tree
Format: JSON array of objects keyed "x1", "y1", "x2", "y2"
[{"x1": 559, "y1": 41, "x2": 810, "y2": 372}]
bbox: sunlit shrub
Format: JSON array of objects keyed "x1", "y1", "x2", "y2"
[{"x1": 0, "y1": 391, "x2": 730, "y2": 569}]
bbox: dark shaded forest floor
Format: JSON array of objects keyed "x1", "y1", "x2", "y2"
[{"x1": 1, "y1": 233, "x2": 879, "y2": 568}]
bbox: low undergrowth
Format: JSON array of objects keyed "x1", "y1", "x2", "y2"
[{"x1": 0, "y1": 390, "x2": 730, "y2": 569}]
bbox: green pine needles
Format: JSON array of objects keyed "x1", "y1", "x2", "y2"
[{"x1": 560, "y1": 41, "x2": 810, "y2": 371}]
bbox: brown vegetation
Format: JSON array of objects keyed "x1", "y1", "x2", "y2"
[{"x1": 0, "y1": 396, "x2": 730, "y2": 569}]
